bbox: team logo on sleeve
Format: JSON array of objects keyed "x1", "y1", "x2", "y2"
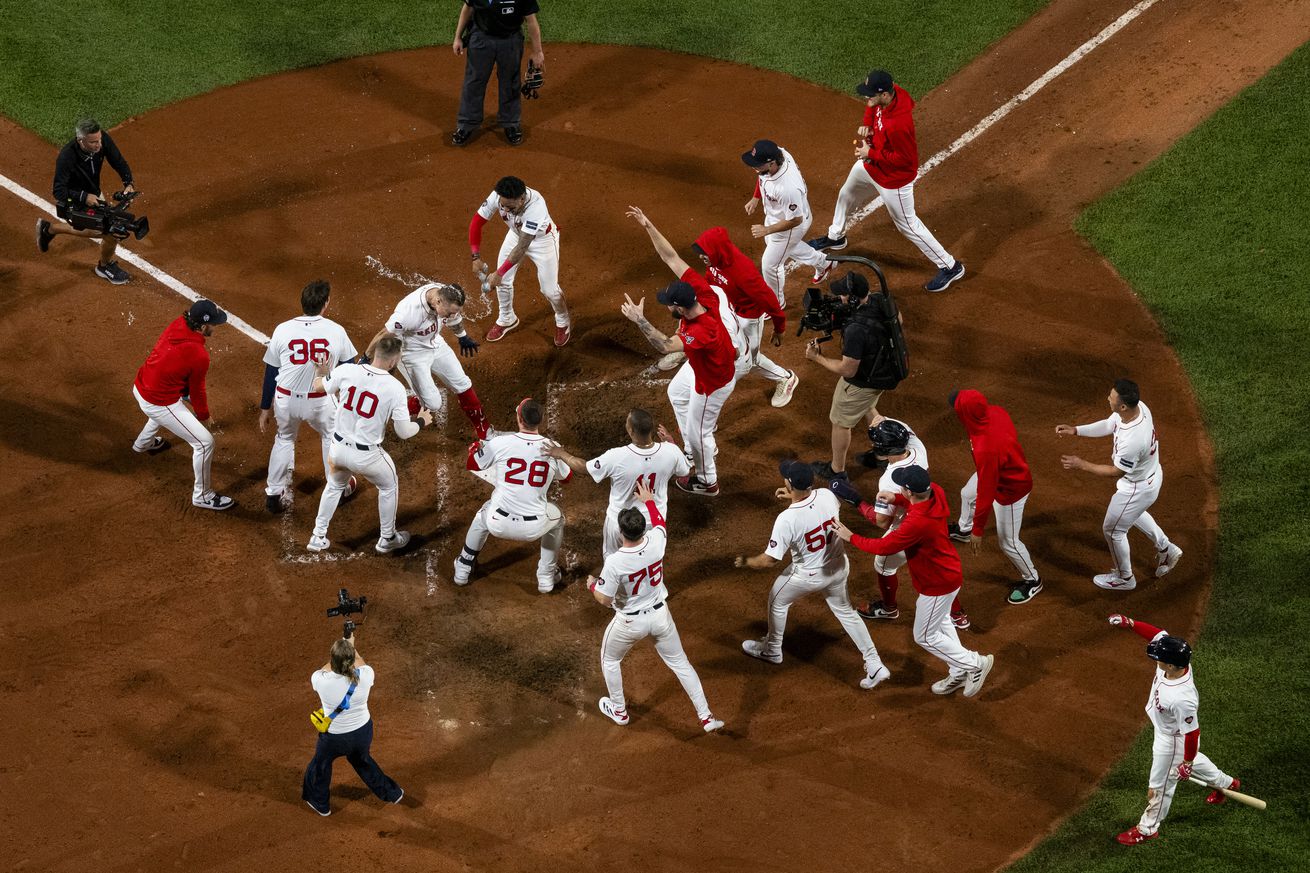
[
  {"x1": 789, "y1": 204, "x2": 798, "y2": 212},
  {"x1": 592, "y1": 460, "x2": 601, "y2": 469},
  {"x1": 769, "y1": 539, "x2": 777, "y2": 548},
  {"x1": 1185, "y1": 716, "x2": 1194, "y2": 723},
  {"x1": 1121, "y1": 458, "x2": 1136, "y2": 468},
  {"x1": 524, "y1": 220, "x2": 539, "y2": 232},
  {"x1": 394, "y1": 321, "x2": 404, "y2": 330}
]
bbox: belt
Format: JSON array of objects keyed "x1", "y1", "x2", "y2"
[
  {"x1": 333, "y1": 433, "x2": 376, "y2": 451},
  {"x1": 277, "y1": 386, "x2": 326, "y2": 399},
  {"x1": 625, "y1": 601, "x2": 666, "y2": 617},
  {"x1": 495, "y1": 508, "x2": 538, "y2": 521}
]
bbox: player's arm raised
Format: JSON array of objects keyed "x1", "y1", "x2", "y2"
[{"x1": 620, "y1": 293, "x2": 683, "y2": 354}]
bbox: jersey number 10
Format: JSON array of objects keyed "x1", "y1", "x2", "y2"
[{"x1": 341, "y1": 386, "x2": 379, "y2": 418}]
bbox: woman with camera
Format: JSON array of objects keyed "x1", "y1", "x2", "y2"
[{"x1": 301, "y1": 633, "x2": 404, "y2": 816}]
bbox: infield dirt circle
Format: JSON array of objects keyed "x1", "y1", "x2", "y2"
[{"x1": 4, "y1": 1, "x2": 1304, "y2": 870}]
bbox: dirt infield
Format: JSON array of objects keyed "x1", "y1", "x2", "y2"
[{"x1": 2, "y1": 1, "x2": 1303, "y2": 870}]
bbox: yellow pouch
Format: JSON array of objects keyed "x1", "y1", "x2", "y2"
[{"x1": 310, "y1": 708, "x2": 332, "y2": 733}]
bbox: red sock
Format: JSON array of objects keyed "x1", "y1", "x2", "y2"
[
  {"x1": 951, "y1": 593, "x2": 963, "y2": 614},
  {"x1": 457, "y1": 388, "x2": 490, "y2": 439},
  {"x1": 877, "y1": 573, "x2": 899, "y2": 611}
]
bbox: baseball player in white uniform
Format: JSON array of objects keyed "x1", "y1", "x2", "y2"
[
  {"x1": 544, "y1": 408, "x2": 690, "y2": 559},
  {"x1": 1057, "y1": 379, "x2": 1182, "y2": 591},
  {"x1": 735, "y1": 461, "x2": 890, "y2": 691},
  {"x1": 453, "y1": 398, "x2": 571, "y2": 593},
  {"x1": 259, "y1": 280, "x2": 360, "y2": 513},
  {"x1": 307, "y1": 337, "x2": 433, "y2": 555},
  {"x1": 469, "y1": 175, "x2": 572, "y2": 347},
  {"x1": 370, "y1": 281, "x2": 490, "y2": 439},
  {"x1": 1106, "y1": 614, "x2": 1239, "y2": 845},
  {"x1": 589, "y1": 481, "x2": 725, "y2": 733},
  {"x1": 741, "y1": 139, "x2": 836, "y2": 304}
]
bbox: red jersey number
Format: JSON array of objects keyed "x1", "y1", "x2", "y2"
[
  {"x1": 288, "y1": 338, "x2": 330, "y2": 365},
  {"x1": 628, "y1": 559, "x2": 664, "y2": 595},
  {"x1": 341, "y1": 386, "x2": 378, "y2": 418},
  {"x1": 803, "y1": 518, "x2": 838, "y2": 552},
  {"x1": 505, "y1": 458, "x2": 550, "y2": 487}
]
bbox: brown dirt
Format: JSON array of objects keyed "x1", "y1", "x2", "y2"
[{"x1": 2, "y1": 1, "x2": 1304, "y2": 870}]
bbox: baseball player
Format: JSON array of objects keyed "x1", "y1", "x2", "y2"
[
  {"x1": 808, "y1": 70, "x2": 964, "y2": 293},
  {"x1": 543, "y1": 408, "x2": 690, "y2": 559},
  {"x1": 469, "y1": 175, "x2": 572, "y2": 346},
  {"x1": 589, "y1": 481, "x2": 725, "y2": 733},
  {"x1": 307, "y1": 336, "x2": 433, "y2": 555},
  {"x1": 453, "y1": 398, "x2": 571, "y2": 593},
  {"x1": 259, "y1": 280, "x2": 360, "y2": 514},
  {"x1": 1057, "y1": 379, "x2": 1182, "y2": 591},
  {"x1": 370, "y1": 282, "x2": 490, "y2": 439},
  {"x1": 947, "y1": 389, "x2": 1041, "y2": 604},
  {"x1": 735, "y1": 460, "x2": 890, "y2": 691},
  {"x1": 131, "y1": 299, "x2": 233, "y2": 511},
  {"x1": 741, "y1": 139, "x2": 837, "y2": 304},
  {"x1": 835, "y1": 465, "x2": 995, "y2": 697},
  {"x1": 1106, "y1": 614, "x2": 1239, "y2": 845}
]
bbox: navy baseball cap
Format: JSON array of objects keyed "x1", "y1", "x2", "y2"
[
  {"x1": 188, "y1": 299, "x2": 228, "y2": 325},
  {"x1": 656, "y1": 281, "x2": 698, "y2": 308},
  {"x1": 779, "y1": 459, "x2": 814, "y2": 491},
  {"x1": 890, "y1": 464, "x2": 931, "y2": 493},
  {"x1": 741, "y1": 139, "x2": 784, "y2": 168},
  {"x1": 856, "y1": 70, "x2": 895, "y2": 97},
  {"x1": 830, "y1": 272, "x2": 869, "y2": 298}
]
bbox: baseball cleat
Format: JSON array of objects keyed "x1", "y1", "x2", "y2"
[
  {"x1": 192, "y1": 494, "x2": 235, "y2": 511},
  {"x1": 1115, "y1": 826, "x2": 1158, "y2": 846},
  {"x1": 741, "y1": 639, "x2": 783, "y2": 664},
  {"x1": 675, "y1": 475, "x2": 719, "y2": 496},
  {"x1": 963, "y1": 653, "x2": 994, "y2": 698},
  {"x1": 657, "y1": 350, "x2": 686, "y2": 371},
  {"x1": 265, "y1": 492, "x2": 287, "y2": 514},
  {"x1": 307, "y1": 535, "x2": 331, "y2": 552},
  {"x1": 855, "y1": 449, "x2": 888, "y2": 470},
  {"x1": 931, "y1": 672, "x2": 967, "y2": 696},
  {"x1": 94, "y1": 261, "x2": 131, "y2": 285},
  {"x1": 1155, "y1": 544, "x2": 1183, "y2": 578},
  {"x1": 36, "y1": 218, "x2": 54, "y2": 252},
  {"x1": 553, "y1": 324, "x2": 572, "y2": 347},
  {"x1": 451, "y1": 128, "x2": 473, "y2": 147},
  {"x1": 951, "y1": 610, "x2": 971, "y2": 630},
  {"x1": 1007, "y1": 579, "x2": 1043, "y2": 605},
  {"x1": 770, "y1": 370, "x2": 799, "y2": 408},
  {"x1": 700, "y1": 715, "x2": 725, "y2": 733},
  {"x1": 857, "y1": 600, "x2": 899, "y2": 621},
  {"x1": 598, "y1": 696, "x2": 629, "y2": 726},
  {"x1": 375, "y1": 530, "x2": 411, "y2": 554},
  {"x1": 806, "y1": 234, "x2": 847, "y2": 252},
  {"x1": 924, "y1": 261, "x2": 965, "y2": 293},
  {"x1": 809, "y1": 461, "x2": 847, "y2": 482},
  {"x1": 390, "y1": 788, "x2": 405, "y2": 805},
  {"x1": 305, "y1": 800, "x2": 332, "y2": 817},
  {"x1": 133, "y1": 436, "x2": 169, "y2": 455},
  {"x1": 537, "y1": 570, "x2": 561, "y2": 594},
  {"x1": 812, "y1": 260, "x2": 836, "y2": 285},
  {"x1": 947, "y1": 522, "x2": 972, "y2": 543},
  {"x1": 484, "y1": 316, "x2": 520, "y2": 342},
  {"x1": 343, "y1": 475, "x2": 358, "y2": 500},
  {"x1": 505, "y1": 126, "x2": 524, "y2": 146},
  {"x1": 860, "y1": 663, "x2": 891, "y2": 690},
  {"x1": 1093, "y1": 572, "x2": 1137, "y2": 591},
  {"x1": 1207, "y1": 777, "x2": 1239, "y2": 804}
]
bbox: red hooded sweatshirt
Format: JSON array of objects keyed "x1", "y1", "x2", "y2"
[
  {"x1": 693, "y1": 227, "x2": 786, "y2": 332},
  {"x1": 134, "y1": 316, "x2": 213, "y2": 420},
  {"x1": 848, "y1": 482, "x2": 962, "y2": 596},
  {"x1": 861, "y1": 84, "x2": 919, "y2": 189},
  {"x1": 953, "y1": 389, "x2": 1033, "y2": 534}
]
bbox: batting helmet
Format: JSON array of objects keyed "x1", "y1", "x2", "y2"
[
  {"x1": 1146, "y1": 635, "x2": 1192, "y2": 668},
  {"x1": 868, "y1": 419, "x2": 911, "y2": 456}
]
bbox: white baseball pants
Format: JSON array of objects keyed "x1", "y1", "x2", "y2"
[
  {"x1": 398, "y1": 343, "x2": 470, "y2": 413},
  {"x1": 827, "y1": 163, "x2": 954, "y2": 270},
  {"x1": 312, "y1": 440, "x2": 400, "y2": 540},
  {"x1": 736, "y1": 313, "x2": 790, "y2": 382},
  {"x1": 761, "y1": 215, "x2": 829, "y2": 305},
  {"x1": 132, "y1": 385, "x2": 216, "y2": 504},
  {"x1": 1103, "y1": 473, "x2": 1172, "y2": 580},
  {"x1": 600, "y1": 603, "x2": 713, "y2": 722},
  {"x1": 667, "y1": 364, "x2": 736, "y2": 486},
  {"x1": 1137, "y1": 729, "x2": 1232, "y2": 835},
  {"x1": 265, "y1": 392, "x2": 334, "y2": 497},
  {"x1": 913, "y1": 588, "x2": 982, "y2": 678},
  {"x1": 495, "y1": 228, "x2": 571, "y2": 328},
  {"x1": 956, "y1": 474, "x2": 1039, "y2": 582},
  {"x1": 759, "y1": 558, "x2": 884, "y2": 673},
  {"x1": 461, "y1": 499, "x2": 564, "y2": 582}
]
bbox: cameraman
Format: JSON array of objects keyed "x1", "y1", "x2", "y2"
[
  {"x1": 37, "y1": 117, "x2": 135, "y2": 285},
  {"x1": 302, "y1": 632, "x2": 404, "y2": 816},
  {"x1": 804, "y1": 273, "x2": 897, "y2": 481}
]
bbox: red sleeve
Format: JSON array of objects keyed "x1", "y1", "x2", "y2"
[
  {"x1": 850, "y1": 516, "x2": 921, "y2": 557},
  {"x1": 466, "y1": 440, "x2": 483, "y2": 471},
  {"x1": 469, "y1": 214, "x2": 489, "y2": 253},
  {"x1": 877, "y1": 122, "x2": 917, "y2": 178},
  {"x1": 857, "y1": 501, "x2": 880, "y2": 524},
  {"x1": 187, "y1": 347, "x2": 211, "y2": 421},
  {"x1": 752, "y1": 178, "x2": 761, "y2": 199},
  {"x1": 739, "y1": 265, "x2": 786, "y2": 331},
  {"x1": 1184, "y1": 729, "x2": 1199, "y2": 760},
  {"x1": 971, "y1": 450, "x2": 1000, "y2": 535},
  {"x1": 1130, "y1": 620, "x2": 1163, "y2": 640},
  {"x1": 645, "y1": 499, "x2": 665, "y2": 530}
]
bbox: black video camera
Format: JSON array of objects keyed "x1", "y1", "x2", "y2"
[
  {"x1": 60, "y1": 189, "x2": 149, "y2": 241},
  {"x1": 797, "y1": 285, "x2": 862, "y2": 341},
  {"x1": 327, "y1": 587, "x2": 367, "y2": 638}
]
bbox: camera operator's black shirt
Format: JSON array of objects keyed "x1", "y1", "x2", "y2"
[
  {"x1": 840, "y1": 315, "x2": 887, "y2": 390},
  {"x1": 52, "y1": 131, "x2": 133, "y2": 207},
  {"x1": 466, "y1": 0, "x2": 539, "y2": 38}
]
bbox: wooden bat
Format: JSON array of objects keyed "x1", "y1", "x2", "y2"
[{"x1": 1188, "y1": 776, "x2": 1267, "y2": 810}]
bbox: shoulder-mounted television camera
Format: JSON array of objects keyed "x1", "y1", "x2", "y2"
[
  {"x1": 797, "y1": 254, "x2": 890, "y2": 341},
  {"x1": 798, "y1": 255, "x2": 909, "y2": 387},
  {"x1": 58, "y1": 189, "x2": 149, "y2": 240},
  {"x1": 327, "y1": 587, "x2": 367, "y2": 638}
]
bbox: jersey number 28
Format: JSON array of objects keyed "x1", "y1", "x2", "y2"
[{"x1": 505, "y1": 458, "x2": 550, "y2": 486}]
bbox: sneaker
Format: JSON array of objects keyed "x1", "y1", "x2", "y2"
[
  {"x1": 951, "y1": 610, "x2": 971, "y2": 630},
  {"x1": 1207, "y1": 777, "x2": 1239, "y2": 804},
  {"x1": 451, "y1": 128, "x2": 473, "y2": 147},
  {"x1": 1155, "y1": 544, "x2": 1183, "y2": 578},
  {"x1": 599, "y1": 696, "x2": 629, "y2": 726},
  {"x1": 554, "y1": 324, "x2": 571, "y2": 347},
  {"x1": 452, "y1": 555, "x2": 474, "y2": 586},
  {"x1": 505, "y1": 126, "x2": 524, "y2": 146},
  {"x1": 741, "y1": 639, "x2": 782, "y2": 664},
  {"x1": 306, "y1": 800, "x2": 331, "y2": 817},
  {"x1": 809, "y1": 461, "x2": 847, "y2": 482},
  {"x1": 924, "y1": 261, "x2": 965, "y2": 293},
  {"x1": 855, "y1": 449, "x2": 888, "y2": 470},
  {"x1": 806, "y1": 234, "x2": 847, "y2": 252},
  {"x1": 962, "y1": 653, "x2": 994, "y2": 698},
  {"x1": 857, "y1": 600, "x2": 899, "y2": 621},
  {"x1": 537, "y1": 570, "x2": 560, "y2": 594},
  {"x1": 343, "y1": 475, "x2": 358, "y2": 499},
  {"x1": 375, "y1": 530, "x2": 411, "y2": 554},
  {"x1": 390, "y1": 788, "x2": 405, "y2": 805},
  {"x1": 1093, "y1": 572, "x2": 1137, "y2": 591},
  {"x1": 860, "y1": 663, "x2": 891, "y2": 690},
  {"x1": 1008, "y1": 580, "x2": 1043, "y2": 605},
  {"x1": 1115, "y1": 826, "x2": 1158, "y2": 846},
  {"x1": 675, "y1": 475, "x2": 719, "y2": 496},
  {"x1": 265, "y1": 492, "x2": 287, "y2": 514},
  {"x1": 485, "y1": 316, "x2": 520, "y2": 342},
  {"x1": 192, "y1": 494, "x2": 234, "y2": 511},
  {"x1": 931, "y1": 673, "x2": 966, "y2": 696},
  {"x1": 133, "y1": 436, "x2": 168, "y2": 455},
  {"x1": 36, "y1": 218, "x2": 54, "y2": 252},
  {"x1": 947, "y1": 522, "x2": 972, "y2": 543},
  {"x1": 812, "y1": 260, "x2": 836, "y2": 284},
  {"x1": 657, "y1": 350, "x2": 686, "y2": 371},
  {"x1": 700, "y1": 715, "x2": 725, "y2": 733},
  {"x1": 770, "y1": 370, "x2": 799, "y2": 408},
  {"x1": 94, "y1": 261, "x2": 131, "y2": 285},
  {"x1": 307, "y1": 535, "x2": 331, "y2": 552}
]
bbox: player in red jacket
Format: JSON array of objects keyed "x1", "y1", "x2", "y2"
[
  {"x1": 949, "y1": 389, "x2": 1041, "y2": 604},
  {"x1": 131, "y1": 300, "x2": 233, "y2": 510},
  {"x1": 808, "y1": 70, "x2": 964, "y2": 293},
  {"x1": 835, "y1": 465, "x2": 994, "y2": 697}
]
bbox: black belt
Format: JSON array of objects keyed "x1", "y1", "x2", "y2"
[
  {"x1": 333, "y1": 433, "x2": 375, "y2": 451},
  {"x1": 625, "y1": 601, "x2": 666, "y2": 616},
  {"x1": 496, "y1": 508, "x2": 537, "y2": 521}
]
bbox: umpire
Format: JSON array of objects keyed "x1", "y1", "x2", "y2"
[{"x1": 451, "y1": 0, "x2": 544, "y2": 147}]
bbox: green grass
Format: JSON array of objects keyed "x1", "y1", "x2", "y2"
[
  {"x1": 1008, "y1": 40, "x2": 1310, "y2": 873},
  {"x1": 0, "y1": 0, "x2": 1047, "y2": 142}
]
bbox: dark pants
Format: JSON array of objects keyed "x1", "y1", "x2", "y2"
[
  {"x1": 301, "y1": 719, "x2": 401, "y2": 809},
  {"x1": 457, "y1": 28, "x2": 525, "y2": 130}
]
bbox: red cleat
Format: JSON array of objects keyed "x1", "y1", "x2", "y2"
[
  {"x1": 1115, "y1": 826, "x2": 1158, "y2": 846},
  {"x1": 554, "y1": 324, "x2": 572, "y2": 347},
  {"x1": 1207, "y1": 777, "x2": 1239, "y2": 804}
]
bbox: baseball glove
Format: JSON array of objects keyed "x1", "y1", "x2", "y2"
[
  {"x1": 829, "y1": 478, "x2": 863, "y2": 506},
  {"x1": 521, "y1": 61, "x2": 544, "y2": 99}
]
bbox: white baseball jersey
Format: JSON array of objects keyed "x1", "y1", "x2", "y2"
[
  {"x1": 589, "y1": 442, "x2": 691, "y2": 517},
  {"x1": 263, "y1": 316, "x2": 358, "y2": 394},
  {"x1": 765, "y1": 488, "x2": 845, "y2": 575},
  {"x1": 596, "y1": 517, "x2": 668, "y2": 613},
  {"x1": 322, "y1": 363, "x2": 410, "y2": 445},
  {"x1": 874, "y1": 419, "x2": 929, "y2": 520},
  {"x1": 758, "y1": 148, "x2": 813, "y2": 226},
  {"x1": 386, "y1": 284, "x2": 465, "y2": 351},
  {"x1": 1144, "y1": 630, "x2": 1200, "y2": 736},
  {"x1": 1079, "y1": 403, "x2": 1161, "y2": 491},
  {"x1": 478, "y1": 187, "x2": 554, "y2": 238},
  {"x1": 474, "y1": 431, "x2": 572, "y2": 516}
]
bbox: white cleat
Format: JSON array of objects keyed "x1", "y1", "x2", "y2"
[
  {"x1": 1155, "y1": 544, "x2": 1183, "y2": 578},
  {"x1": 963, "y1": 654, "x2": 995, "y2": 698},
  {"x1": 657, "y1": 350, "x2": 686, "y2": 371},
  {"x1": 931, "y1": 673, "x2": 966, "y2": 696},
  {"x1": 860, "y1": 663, "x2": 891, "y2": 690},
  {"x1": 307, "y1": 535, "x2": 331, "y2": 552},
  {"x1": 599, "y1": 696, "x2": 629, "y2": 726},
  {"x1": 375, "y1": 530, "x2": 411, "y2": 554},
  {"x1": 741, "y1": 639, "x2": 783, "y2": 664},
  {"x1": 771, "y1": 370, "x2": 799, "y2": 408},
  {"x1": 700, "y1": 715, "x2": 725, "y2": 733},
  {"x1": 1093, "y1": 572, "x2": 1137, "y2": 591}
]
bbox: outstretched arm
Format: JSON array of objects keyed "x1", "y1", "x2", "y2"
[
  {"x1": 627, "y1": 206, "x2": 692, "y2": 277},
  {"x1": 541, "y1": 443, "x2": 588, "y2": 476},
  {"x1": 621, "y1": 293, "x2": 683, "y2": 355}
]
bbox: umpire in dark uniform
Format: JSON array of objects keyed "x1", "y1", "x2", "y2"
[{"x1": 451, "y1": 0, "x2": 544, "y2": 147}]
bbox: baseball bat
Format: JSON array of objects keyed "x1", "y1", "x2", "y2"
[{"x1": 1188, "y1": 776, "x2": 1267, "y2": 810}]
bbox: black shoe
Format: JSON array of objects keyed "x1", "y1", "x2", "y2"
[
  {"x1": 810, "y1": 461, "x2": 848, "y2": 481},
  {"x1": 94, "y1": 261, "x2": 131, "y2": 285},
  {"x1": 947, "y1": 522, "x2": 971, "y2": 543},
  {"x1": 265, "y1": 493, "x2": 286, "y2": 514},
  {"x1": 855, "y1": 450, "x2": 888, "y2": 470},
  {"x1": 807, "y1": 234, "x2": 848, "y2": 252},
  {"x1": 36, "y1": 219, "x2": 54, "y2": 252},
  {"x1": 1008, "y1": 579, "x2": 1043, "y2": 605},
  {"x1": 505, "y1": 126, "x2": 524, "y2": 146},
  {"x1": 452, "y1": 128, "x2": 473, "y2": 147}
]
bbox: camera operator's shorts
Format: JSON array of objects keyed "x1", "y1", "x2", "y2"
[{"x1": 830, "y1": 380, "x2": 883, "y2": 428}]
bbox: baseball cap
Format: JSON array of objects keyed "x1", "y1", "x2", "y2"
[
  {"x1": 188, "y1": 299, "x2": 228, "y2": 325},
  {"x1": 778, "y1": 459, "x2": 814, "y2": 491},
  {"x1": 830, "y1": 272, "x2": 870, "y2": 299},
  {"x1": 656, "y1": 281, "x2": 698, "y2": 308},
  {"x1": 855, "y1": 70, "x2": 895, "y2": 97},
  {"x1": 741, "y1": 139, "x2": 784, "y2": 168},
  {"x1": 890, "y1": 464, "x2": 931, "y2": 493}
]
